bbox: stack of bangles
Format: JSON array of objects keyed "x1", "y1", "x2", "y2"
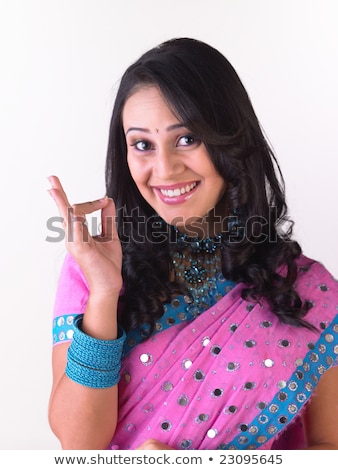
[{"x1": 66, "y1": 314, "x2": 126, "y2": 388}]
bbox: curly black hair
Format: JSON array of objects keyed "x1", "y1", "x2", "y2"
[{"x1": 105, "y1": 38, "x2": 314, "y2": 333}]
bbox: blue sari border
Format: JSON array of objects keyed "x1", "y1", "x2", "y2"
[{"x1": 218, "y1": 315, "x2": 338, "y2": 450}]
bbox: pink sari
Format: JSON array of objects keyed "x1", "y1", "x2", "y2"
[{"x1": 53, "y1": 254, "x2": 338, "y2": 450}]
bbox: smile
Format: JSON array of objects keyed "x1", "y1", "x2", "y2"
[
  {"x1": 154, "y1": 181, "x2": 200, "y2": 205},
  {"x1": 160, "y1": 182, "x2": 197, "y2": 198}
]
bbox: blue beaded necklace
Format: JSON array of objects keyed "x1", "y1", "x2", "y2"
[{"x1": 170, "y1": 229, "x2": 227, "y2": 313}]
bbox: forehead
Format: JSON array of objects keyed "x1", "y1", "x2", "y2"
[{"x1": 122, "y1": 86, "x2": 176, "y2": 123}]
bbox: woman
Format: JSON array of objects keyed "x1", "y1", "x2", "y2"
[{"x1": 48, "y1": 38, "x2": 338, "y2": 450}]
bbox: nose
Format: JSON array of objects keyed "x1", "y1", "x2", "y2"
[{"x1": 153, "y1": 147, "x2": 185, "y2": 180}]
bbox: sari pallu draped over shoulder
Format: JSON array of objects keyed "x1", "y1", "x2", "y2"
[{"x1": 109, "y1": 255, "x2": 338, "y2": 450}]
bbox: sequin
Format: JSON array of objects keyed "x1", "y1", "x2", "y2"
[
  {"x1": 267, "y1": 425, "x2": 277, "y2": 434},
  {"x1": 162, "y1": 381, "x2": 173, "y2": 392},
  {"x1": 307, "y1": 342, "x2": 315, "y2": 350},
  {"x1": 207, "y1": 428, "x2": 218, "y2": 438},
  {"x1": 288, "y1": 404, "x2": 298, "y2": 414},
  {"x1": 212, "y1": 388, "x2": 223, "y2": 398},
  {"x1": 178, "y1": 312, "x2": 187, "y2": 321},
  {"x1": 295, "y1": 358, "x2": 303, "y2": 366},
  {"x1": 178, "y1": 394, "x2": 189, "y2": 406},
  {"x1": 297, "y1": 393, "x2": 307, "y2": 403},
  {"x1": 161, "y1": 420, "x2": 172, "y2": 431},
  {"x1": 257, "y1": 435, "x2": 267, "y2": 443},
  {"x1": 194, "y1": 370, "x2": 205, "y2": 381},
  {"x1": 305, "y1": 382, "x2": 313, "y2": 391},
  {"x1": 66, "y1": 329, "x2": 74, "y2": 339},
  {"x1": 288, "y1": 381, "x2": 298, "y2": 391},
  {"x1": 230, "y1": 323, "x2": 238, "y2": 332},
  {"x1": 325, "y1": 333, "x2": 334, "y2": 343},
  {"x1": 182, "y1": 359, "x2": 192, "y2": 370},
  {"x1": 269, "y1": 404, "x2": 279, "y2": 413},
  {"x1": 238, "y1": 436, "x2": 249, "y2": 444},
  {"x1": 249, "y1": 426, "x2": 258, "y2": 434},
  {"x1": 278, "y1": 391, "x2": 288, "y2": 401},
  {"x1": 279, "y1": 339, "x2": 290, "y2": 347},
  {"x1": 263, "y1": 359, "x2": 274, "y2": 368},
  {"x1": 239, "y1": 423, "x2": 248, "y2": 432},
  {"x1": 261, "y1": 320, "x2": 272, "y2": 328},
  {"x1": 245, "y1": 340, "x2": 256, "y2": 348},
  {"x1": 243, "y1": 381, "x2": 255, "y2": 390},
  {"x1": 318, "y1": 344, "x2": 327, "y2": 354},
  {"x1": 180, "y1": 440, "x2": 192, "y2": 449},
  {"x1": 171, "y1": 298, "x2": 180, "y2": 308},
  {"x1": 142, "y1": 403, "x2": 154, "y2": 413},
  {"x1": 140, "y1": 353, "x2": 153, "y2": 365},
  {"x1": 227, "y1": 405, "x2": 238, "y2": 414},
  {"x1": 278, "y1": 416, "x2": 288, "y2": 424},
  {"x1": 125, "y1": 423, "x2": 136, "y2": 433},
  {"x1": 277, "y1": 380, "x2": 287, "y2": 389},
  {"x1": 258, "y1": 415, "x2": 268, "y2": 424},
  {"x1": 296, "y1": 371, "x2": 304, "y2": 380},
  {"x1": 317, "y1": 365, "x2": 326, "y2": 375},
  {"x1": 202, "y1": 336, "x2": 210, "y2": 346},
  {"x1": 227, "y1": 362, "x2": 239, "y2": 371},
  {"x1": 257, "y1": 402, "x2": 267, "y2": 410},
  {"x1": 210, "y1": 345, "x2": 222, "y2": 356},
  {"x1": 310, "y1": 352, "x2": 319, "y2": 363},
  {"x1": 196, "y1": 413, "x2": 209, "y2": 423}
]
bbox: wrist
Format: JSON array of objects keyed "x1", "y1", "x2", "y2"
[{"x1": 82, "y1": 293, "x2": 120, "y2": 340}]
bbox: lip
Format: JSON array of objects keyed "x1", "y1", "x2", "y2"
[{"x1": 154, "y1": 181, "x2": 200, "y2": 205}]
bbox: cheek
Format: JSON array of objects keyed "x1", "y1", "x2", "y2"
[{"x1": 127, "y1": 158, "x2": 150, "y2": 187}]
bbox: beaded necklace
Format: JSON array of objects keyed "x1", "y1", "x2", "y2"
[{"x1": 170, "y1": 230, "x2": 228, "y2": 314}]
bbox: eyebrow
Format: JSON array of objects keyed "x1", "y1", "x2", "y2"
[{"x1": 125, "y1": 123, "x2": 188, "y2": 136}]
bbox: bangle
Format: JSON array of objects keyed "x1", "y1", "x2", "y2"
[{"x1": 65, "y1": 314, "x2": 126, "y2": 388}]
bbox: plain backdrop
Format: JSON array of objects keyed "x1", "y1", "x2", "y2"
[{"x1": 0, "y1": 0, "x2": 337, "y2": 450}]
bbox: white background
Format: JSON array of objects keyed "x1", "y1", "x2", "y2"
[{"x1": 0, "y1": 0, "x2": 337, "y2": 450}]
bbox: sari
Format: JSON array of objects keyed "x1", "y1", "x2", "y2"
[{"x1": 53, "y1": 254, "x2": 338, "y2": 450}]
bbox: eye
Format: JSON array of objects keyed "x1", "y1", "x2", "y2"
[
  {"x1": 131, "y1": 140, "x2": 153, "y2": 151},
  {"x1": 177, "y1": 134, "x2": 200, "y2": 146}
]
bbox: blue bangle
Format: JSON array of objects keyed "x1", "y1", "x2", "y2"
[{"x1": 65, "y1": 314, "x2": 126, "y2": 388}]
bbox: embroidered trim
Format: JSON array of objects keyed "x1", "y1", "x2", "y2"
[{"x1": 218, "y1": 315, "x2": 338, "y2": 449}]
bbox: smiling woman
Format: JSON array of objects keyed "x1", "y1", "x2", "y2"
[{"x1": 48, "y1": 38, "x2": 338, "y2": 451}]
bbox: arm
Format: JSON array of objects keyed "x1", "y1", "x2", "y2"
[
  {"x1": 48, "y1": 176, "x2": 123, "y2": 449},
  {"x1": 302, "y1": 366, "x2": 338, "y2": 450}
]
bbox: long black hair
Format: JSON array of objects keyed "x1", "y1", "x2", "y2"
[{"x1": 105, "y1": 37, "x2": 313, "y2": 333}]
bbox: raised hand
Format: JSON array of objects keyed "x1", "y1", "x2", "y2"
[{"x1": 48, "y1": 175, "x2": 123, "y2": 297}]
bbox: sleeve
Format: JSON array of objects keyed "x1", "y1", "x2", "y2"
[{"x1": 52, "y1": 253, "x2": 89, "y2": 347}]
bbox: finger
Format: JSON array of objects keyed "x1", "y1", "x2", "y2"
[
  {"x1": 71, "y1": 198, "x2": 109, "y2": 219},
  {"x1": 47, "y1": 175, "x2": 72, "y2": 221},
  {"x1": 100, "y1": 197, "x2": 118, "y2": 241}
]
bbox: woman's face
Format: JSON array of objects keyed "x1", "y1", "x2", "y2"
[{"x1": 123, "y1": 86, "x2": 226, "y2": 234}]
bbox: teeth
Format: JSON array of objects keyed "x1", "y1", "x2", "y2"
[{"x1": 160, "y1": 182, "x2": 197, "y2": 197}]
